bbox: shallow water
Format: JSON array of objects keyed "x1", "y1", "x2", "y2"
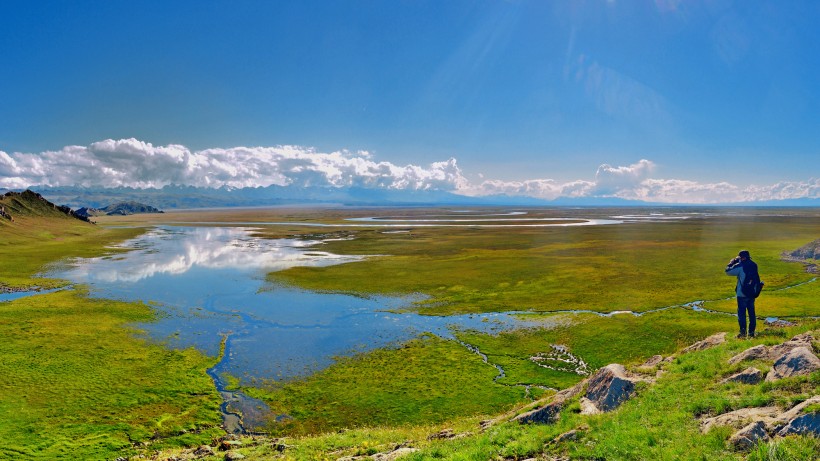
[{"x1": 48, "y1": 226, "x2": 538, "y2": 386}]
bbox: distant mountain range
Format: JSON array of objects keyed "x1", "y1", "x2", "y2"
[
  {"x1": 0, "y1": 185, "x2": 817, "y2": 209},
  {"x1": 76, "y1": 201, "x2": 164, "y2": 218}
]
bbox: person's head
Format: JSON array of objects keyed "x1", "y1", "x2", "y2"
[{"x1": 738, "y1": 250, "x2": 751, "y2": 261}]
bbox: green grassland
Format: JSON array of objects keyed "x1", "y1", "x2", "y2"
[
  {"x1": 264, "y1": 214, "x2": 819, "y2": 316},
  {"x1": 0, "y1": 215, "x2": 223, "y2": 459}
]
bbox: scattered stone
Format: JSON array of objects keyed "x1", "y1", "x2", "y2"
[
  {"x1": 700, "y1": 407, "x2": 780, "y2": 433},
  {"x1": 193, "y1": 445, "x2": 215, "y2": 456},
  {"x1": 578, "y1": 397, "x2": 601, "y2": 415},
  {"x1": 765, "y1": 346, "x2": 820, "y2": 381},
  {"x1": 682, "y1": 332, "x2": 726, "y2": 353},
  {"x1": 728, "y1": 345, "x2": 769, "y2": 365},
  {"x1": 224, "y1": 452, "x2": 245, "y2": 461},
  {"x1": 513, "y1": 381, "x2": 586, "y2": 424},
  {"x1": 585, "y1": 364, "x2": 639, "y2": 412},
  {"x1": 371, "y1": 447, "x2": 419, "y2": 460},
  {"x1": 427, "y1": 428, "x2": 455, "y2": 440},
  {"x1": 721, "y1": 367, "x2": 763, "y2": 385},
  {"x1": 641, "y1": 355, "x2": 664, "y2": 367},
  {"x1": 729, "y1": 421, "x2": 769, "y2": 451},
  {"x1": 273, "y1": 442, "x2": 292, "y2": 452}
]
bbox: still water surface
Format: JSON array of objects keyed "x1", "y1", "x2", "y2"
[{"x1": 49, "y1": 226, "x2": 535, "y2": 385}]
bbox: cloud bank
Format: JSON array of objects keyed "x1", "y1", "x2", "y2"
[{"x1": 0, "y1": 139, "x2": 817, "y2": 204}]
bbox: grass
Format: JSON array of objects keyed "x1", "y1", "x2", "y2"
[
  {"x1": 261, "y1": 213, "x2": 819, "y2": 316},
  {"x1": 245, "y1": 333, "x2": 526, "y2": 436},
  {"x1": 0, "y1": 216, "x2": 224, "y2": 459}
]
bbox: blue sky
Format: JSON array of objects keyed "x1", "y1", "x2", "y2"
[{"x1": 1, "y1": 1, "x2": 818, "y2": 202}]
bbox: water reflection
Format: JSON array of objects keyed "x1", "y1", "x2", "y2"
[{"x1": 50, "y1": 226, "x2": 536, "y2": 386}]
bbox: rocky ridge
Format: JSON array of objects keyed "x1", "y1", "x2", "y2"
[{"x1": 0, "y1": 189, "x2": 91, "y2": 223}]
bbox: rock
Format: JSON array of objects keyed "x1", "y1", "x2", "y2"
[
  {"x1": 682, "y1": 332, "x2": 726, "y2": 353},
  {"x1": 552, "y1": 429, "x2": 580, "y2": 444},
  {"x1": 772, "y1": 396, "x2": 820, "y2": 427},
  {"x1": 729, "y1": 421, "x2": 769, "y2": 451},
  {"x1": 700, "y1": 407, "x2": 781, "y2": 433},
  {"x1": 224, "y1": 452, "x2": 245, "y2": 461},
  {"x1": 372, "y1": 447, "x2": 419, "y2": 460},
  {"x1": 721, "y1": 367, "x2": 763, "y2": 385},
  {"x1": 578, "y1": 397, "x2": 601, "y2": 415},
  {"x1": 427, "y1": 428, "x2": 455, "y2": 440},
  {"x1": 220, "y1": 440, "x2": 243, "y2": 451},
  {"x1": 765, "y1": 346, "x2": 820, "y2": 381},
  {"x1": 641, "y1": 355, "x2": 664, "y2": 367},
  {"x1": 514, "y1": 380, "x2": 586, "y2": 424},
  {"x1": 585, "y1": 364, "x2": 639, "y2": 412},
  {"x1": 728, "y1": 345, "x2": 769, "y2": 365},
  {"x1": 194, "y1": 445, "x2": 215, "y2": 456},
  {"x1": 768, "y1": 332, "x2": 816, "y2": 360},
  {"x1": 777, "y1": 412, "x2": 820, "y2": 437}
]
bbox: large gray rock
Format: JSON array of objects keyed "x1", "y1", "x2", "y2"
[
  {"x1": 372, "y1": 447, "x2": 419, "y2": 461},
  {"x1": 778, "y1": 412, "x2": 820, "y2": 437},
  {"x1": 514, "y1": 381, "x2": 585, "y2": 424},
  {"x1": 728, "y1": 345, "x2": 769, "y2": 365},
  {"x1": 682, "y1": 332, "x2": 726, "y2": 354},
  {"x1": 765, "y1": 346, "x2": 820, "y2": 381},
  {"x1": 721, "y1": 367, "x2": 763, "y2": 385},
  {"x1": 729, "y1": 421, "x2": 769, "y2": 451},
  {"x1": 768, "y1": 332, "x2": 816, "y2": 360},
  {"x1": 585, "y1": 364, "x2": 639, "y2": 412}
]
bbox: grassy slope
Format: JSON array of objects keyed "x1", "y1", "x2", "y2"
[
  {"x1": 266, "y1": 216, "x2": 819, "y2": 315},
  {"x1": 0, "y1": 216, "x2": 223, "y2": 459},
  {"x1": 162, "y1": 322, "x2": 819, "y2": 460}
]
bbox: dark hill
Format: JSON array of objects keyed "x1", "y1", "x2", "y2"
[
  {"x1": 0, "y1": 190, "x2": 91, "y2": 223},
  {"x1": 75, "y1": 201, "x2": 164, "y2": 218}
]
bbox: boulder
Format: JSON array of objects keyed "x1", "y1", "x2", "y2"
[
  {"x1": 777, "y1": 412, "x2": 820, "y2": 437},
  {"x1": 682, "y1": 332, "x2": 726, "y2": 354},
  {"x1": 514, "y1": 381, "x2": 586, "y2": 424},
  {"x1": 700, "y1": 407, "x2": 780, "y2": 433},
  {"x1": 720, "y1": 367, "x2": 763, "y2": 385},
  {"x1": 224, "y1": 452, "x2": 245, "y2": 461},
  {"x1": 585, "y1": 364, "x2": 639, "y2": 412},
  {"x1": 768, "y1": 332, "x2": 816, "y2": 360},
  {"x1": 772, "y1": 396, "x2": 820, "y2": 428},
  {"x1": 426, "y1": 429, "x2": 455, "y2": 440},
  {"x1": 729, "y1": 421, "x2": 769, "y2": 451},
  {"x1": 765, "y1": 346, "x2": 820, "y2": 381},
  {"x1": 728, "y1": 345, "x2": 768, "y2": 365}
]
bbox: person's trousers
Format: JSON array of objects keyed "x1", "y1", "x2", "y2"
[{"x1": 737, "y1": 296, "x2": 756, "y2": 336}]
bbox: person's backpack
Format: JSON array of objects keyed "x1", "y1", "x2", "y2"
[{"x1": 741, "y1": 260, "x2": 764, "y2": 298}]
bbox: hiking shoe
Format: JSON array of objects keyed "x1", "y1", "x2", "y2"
[
  {"x1": 748, "y1": 333, "x2": 755, "y2": 338},
  {"x1": 736, "y1": 333, "x2": 746, "y2": 339}
]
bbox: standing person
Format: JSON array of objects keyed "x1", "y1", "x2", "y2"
[{"x1": 725, "y1": 250, "x2": 759, "y2": 338}]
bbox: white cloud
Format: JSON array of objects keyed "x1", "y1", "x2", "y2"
[
  {"x1": 0, "y1": 139, "x2": 469, "y2": 191},
  {"x1": 1, "y1": 139, "x2": 817, "y2": 204}
]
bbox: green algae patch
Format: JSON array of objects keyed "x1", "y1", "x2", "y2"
[
  {"x1": 246, "y1": 334, "x2": 526, "y2": 436},
  {"x1": 0, "y1": 289, "x2": 223, "y2": 460}
]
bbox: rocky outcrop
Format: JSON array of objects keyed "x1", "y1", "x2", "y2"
[
  {"x1": 721, "y1": 367, "x2": 763, "y2": 385},
  {"x1": 0, "y1": 190, "x2": 91, "y2": 222},
  {"x1": 765, "y1": 346, "x2": 820, "y2": 381},
  {"x1": 700, "y1": 407, "x2": 781, "y2": 433},
  {"x1": 641, "y1": 355, "x2": 664, "y2": 367},
  {"x1": 682, "y1": 332, "x2": 726, "y2": 353},
  {"x1": 788, "y1": 239, "x2": 820, "y2": 260},
  {"x1": 767, "y1": 332, "x2": 816, "y2": 360},
  {"x1": 584, "y1": 364, "x2": 642, "y2": 413},
  {"x1": 729, "y1": 421, "x2": 769, "y2": 451}
]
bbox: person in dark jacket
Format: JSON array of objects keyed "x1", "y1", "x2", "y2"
[{"x1": 725, "y1": 250, "x2": 758, "y2": 338}]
